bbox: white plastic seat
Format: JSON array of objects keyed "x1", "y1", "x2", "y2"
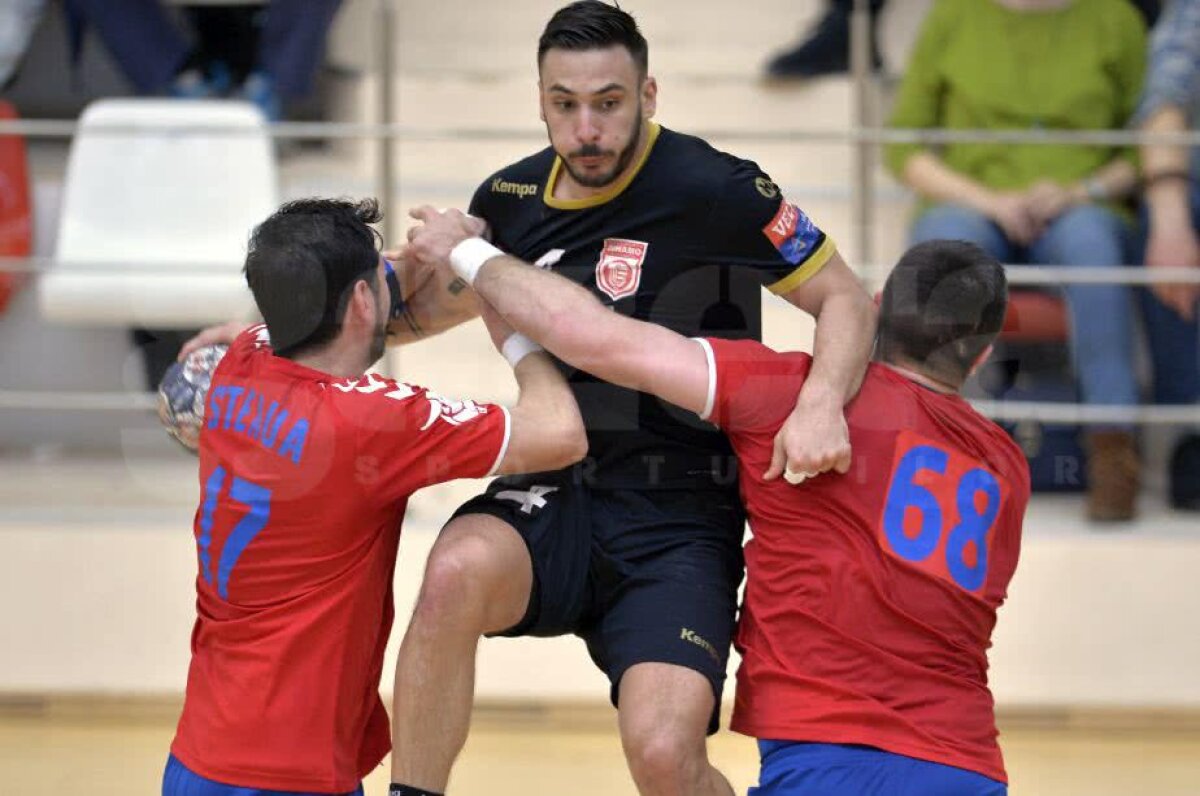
[{"x1": 39, "y1": 98, "x2": 277, "y2": 327}]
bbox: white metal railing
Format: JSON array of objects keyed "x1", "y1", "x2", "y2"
[
  {"x1": 2, "y1": 118, "x2": 1198, "y2": 147},
  {"x1": 0, "y1": 0, "x2": 1196, "y2": 428},
  {"x1": 3, "y1": 258, "x2": 1200, "y2": 287},
  {"x1": 1, "y1": 389, "x2": 1197, "y2": 427}
]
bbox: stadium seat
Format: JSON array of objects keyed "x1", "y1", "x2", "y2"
[
  {"x1": 1000, "y1": 289, "x2": 1069, "y2": 343},
  {"x1": 0, "y1": 99, "x2": 31, "y2": 315},
  {"x1": 38, "y1": 98, "x2": 276, "y2": 327}
]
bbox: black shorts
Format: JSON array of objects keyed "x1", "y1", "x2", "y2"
[{"x1": 450, "y1": 470, "x2": 746, "y2": 733}]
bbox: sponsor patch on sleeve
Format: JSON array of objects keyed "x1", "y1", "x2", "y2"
[{"x1": 762, "y1": 199, "x2": 823, "y2": 265}]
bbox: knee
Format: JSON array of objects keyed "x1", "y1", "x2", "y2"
[
  {"x1": 622, "y1": 721, "x2": 705, "y2": 791},
  {"x1": 412, "y1": 533, "x2": 499, "y2": 630}
]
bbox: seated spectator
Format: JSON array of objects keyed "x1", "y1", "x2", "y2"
[
  {"x1": 763, "y1": 0, "x2": 886, "y2": 80},
  {"x1": 0, "y1": 0, "x2": 47, "y2": 90},
  {"x1": 1134, "y1": 0, "x2": 1200, "y2": 511},
  {"x1": 760, "y1": 0, "x2": 1159, "y2": 81},
  {"x1": 885, "y1": 0, "x2": 1148, "y2": 522},
  {"x1": 63, "y1": 0, "x2": 342, "y2": 121}
]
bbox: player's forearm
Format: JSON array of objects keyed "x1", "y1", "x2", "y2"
[
  {"x1": 475, "y1": 255, "x2": 608, "y2": 365},
  {"x1": 798, "y1": 288, "x2": 876, "y2": 410},
  {"x1": 501, "y1": 352, "x2": 587, "y2": 473},
  {"x1": 386, "y1": 268, "x2": 480, "y2": 346}
]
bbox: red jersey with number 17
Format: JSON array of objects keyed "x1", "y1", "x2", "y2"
[
  {"x1": 697, "y1": 338, "x2": 1029, "y2": 784},
  {"x1": 170, "y1": 325, "x2": 510, "y2": 793}
]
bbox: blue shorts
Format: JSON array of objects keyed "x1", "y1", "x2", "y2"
[
  {"x1": 162, "y1": 755, "x2": 364, "y2": 796},
  {"x1": 749, "y1": 742, "x2": 1008, "y2": 796}
]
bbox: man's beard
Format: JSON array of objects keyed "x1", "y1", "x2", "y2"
[
  {"x1": 367, "y1": 318, "x2": 387, "y2": 365},
  {"x1": 560, "y1": 106, "x2": 643, "y2": 189}
]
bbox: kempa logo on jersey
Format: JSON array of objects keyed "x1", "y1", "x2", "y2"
[
  {"x1": 491, "y1": 178, "x2": 539, "y2": 198},
  {"x1": 595, "y1": 238, "x2": 647, "y2": 301},
  {"x1": 680, "y1": 627, "x2": 720, "y2": 664}
]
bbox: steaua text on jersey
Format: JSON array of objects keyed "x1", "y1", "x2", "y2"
[
  {"x1": 469, "y1": 123, "x2": 838, "y2": 490},
  {"x1": 170, "y1": 326, "x2": 509, "y2": 792}
]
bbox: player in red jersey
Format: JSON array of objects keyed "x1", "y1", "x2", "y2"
[
  {"x1": 162, "y1": 198, "x2": 585, "y2": 796},
  {"x1": 406, "y1": 208, "x2": 1027, "y2": 795}
]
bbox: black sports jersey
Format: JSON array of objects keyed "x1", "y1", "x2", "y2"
[{"x1": 470, "y1": 124, "x2": 837, "y2": 489}]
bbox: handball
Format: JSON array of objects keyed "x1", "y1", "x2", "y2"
[{"x1": 157, "y1": 344, "x2": 227, "y2": 452}]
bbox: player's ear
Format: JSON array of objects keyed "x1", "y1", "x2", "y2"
[
  {"x1": 641, "y1": 75, "x2": 657, "y2": 119},
  {"x1": 350, "y1": 279, "x2": 375, "y2": 327},
  {"x1": 537, "y1": 80, "x2": 546, "y2": 122}
]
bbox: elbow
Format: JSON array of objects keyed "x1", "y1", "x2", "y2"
[
  {"x1": 546, "y1": 415, "x2": 588, "y2": 471},
  {"x1": 838, "y1": 275, "x2": 877, "y2": 320},
  {"x1": 515, "y1": 401, "x2": 587, "y2": 473},
  {"x1": 566, "y1": 423, "x2": 589, "y2": 466},
  {"x1": 857, "y1": 286, "x2": 878, "y2": 323}
]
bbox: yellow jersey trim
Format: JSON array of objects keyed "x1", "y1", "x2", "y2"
[
  {"x1": 543, "y1": 122, "x2": 662, "y2": 210},
  {"x1": 766, "y1": 236, "x2": 838, "y2": 295}
]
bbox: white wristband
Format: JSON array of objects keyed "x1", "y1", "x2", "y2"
[
  {"x1": 449, "y1": 237, "x2": 504, "y2": 284},
  {"x1": 501, "y1": 333, "x2": 543, "y2": 368}
]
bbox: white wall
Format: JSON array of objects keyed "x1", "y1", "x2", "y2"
[{"x1": 3, "y1": 486, "x2": 1198, "y2": 708}]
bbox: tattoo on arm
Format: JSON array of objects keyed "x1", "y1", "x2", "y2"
[
  {"x1": 401, "y1": 306, "x2": 424, "y2": 338},
  {"x1": 447, "y1": 277, "x2": 468, "y2": 296}
]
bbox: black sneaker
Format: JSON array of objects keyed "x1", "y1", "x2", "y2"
[
  {"x1": 1169, "y1": 434, "x2": 1200, "y2": 511},
  {"x1": 764, "y1": 8, "x2": 882, "y2": 80}
]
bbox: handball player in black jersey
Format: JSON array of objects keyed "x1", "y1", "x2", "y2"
[{"x1": 388, "y1": 4, "x2": 876, "y2": 795}]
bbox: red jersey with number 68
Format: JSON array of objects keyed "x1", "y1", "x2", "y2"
[
  {"x1": 697, "y1": 338, "x2": 1029, "y2": 784},
  {"x1": 170, "y1": 325, "x2": 510, "y2": 792}
]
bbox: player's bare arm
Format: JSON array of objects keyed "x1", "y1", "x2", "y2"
[
  {"x1": 769, "y1": 252, "x2": 876, "y2": 482},
  {"x1": 178, "y1": 319, "x2": 253, "y2": 361},
  {"x1": 406, "y1": 205, "x2": 712, "y2": 418},
  {"x1": 381, "y1": 246, "x2": 481, "y2": 344},
  {"x1": 176, "y1": 250, "x2": 481, "y2": 360},
  {"x1": 477, "y1": 299, "x2": 589, "y2": 474}
]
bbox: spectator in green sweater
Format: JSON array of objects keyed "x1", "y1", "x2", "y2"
[{"x1": 885, "y1": 0, "x2": 1148, "y2": 523}]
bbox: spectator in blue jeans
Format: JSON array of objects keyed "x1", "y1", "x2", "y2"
[
  {"x1": 1134, "y1": 0, "x2": 1200, "y2": 511},
  {"x1": 63, "y1": 0, "x2": 342, "y2": 121},
  {"x1": 885, "y1": 0, "x2": 1148, "y2": 522}
]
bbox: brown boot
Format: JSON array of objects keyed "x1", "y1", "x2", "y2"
[{"x1": 1085, "y1": 430, "x2": 1140, "y2": 523}]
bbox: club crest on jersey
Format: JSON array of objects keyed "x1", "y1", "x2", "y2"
[
  {"x1": 595, "y1": 238, "x2": 647, "y2": 301},
  {"x1": 762, "y1": 198, "x2": 823, "y2": 265}
]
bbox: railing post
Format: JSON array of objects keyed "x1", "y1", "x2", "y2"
[
  {"x1": 850, "y1": 0, "x2": 875, "y2": 280},
  {"x1": 377, "y1": 0, "x2": 398, "y2": 244}
]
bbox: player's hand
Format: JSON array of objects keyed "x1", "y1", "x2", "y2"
[
  {"x1": 764, "y1": 396, "x2": 852, "y2": 484},
  {"x1": 382, "y1": 244, "x2": 437, "y2": 298},
  {"x1": 380, "y1": 244, "x2": 408, "y2": 264},
  {"x1": 477, "y1": 298, "x2": 517, "y2": 353},
  {"x1": 1144, "y1": 222, "x2": 1200, "y2": 321},
  {"x1": 405, "y1": 206, "x2": 489, "y2": 267},
  {"x1": 178, "y1": 320, "x2": 251, "y2": 361}
]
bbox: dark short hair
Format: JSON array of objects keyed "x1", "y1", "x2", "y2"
[
  {"x1": 877, "y1": 240, "x2": 1008, "y2": 385},
  {"x1": 243, "y1": 198, "x2": 382, "y2": 358},
  {"x1": 538, "y1": 1, "x2": 648, "y2": 77}
]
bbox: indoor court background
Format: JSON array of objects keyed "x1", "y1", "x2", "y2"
[{"x1": 1, "y1": 1, "x2": 1198, "y2": 794}]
